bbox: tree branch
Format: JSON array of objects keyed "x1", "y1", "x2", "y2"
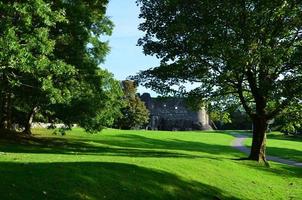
[{"x1": 237, "y1": 82, "x2": 254, "y2": 118}]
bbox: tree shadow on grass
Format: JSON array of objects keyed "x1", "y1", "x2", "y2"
[
  {"x1": 81, "y1": 134, "x2": 242, "y2": 156},
  {"x1": 245, "y1": 139, "x2": 302, "y2": 163},
  {"x1": 239, "y1": 160, "x2": 302, "y2": 179},
  {"x1": 266, "y1": 147, "x2": 302, "y2": 163},
  {"x1": 0, "y1": 133, "x2": 242, "y2": 159},
  {"x1": 267, "y1": 134, "x2": 302, "y2": 142},
  {"x1": 0, "y1": 161, "x2": 240, "y2": 200},
  {"x1": 0, "y1": 140, "x2": 200, "y2": 158}
]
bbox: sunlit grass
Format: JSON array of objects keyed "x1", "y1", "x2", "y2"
[{"x1": 0, "y1": 128, "x2": 301, "y2": 200}]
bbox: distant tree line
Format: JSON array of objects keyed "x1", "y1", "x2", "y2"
[{"x1": 212, "y1": 108, "x2": 301, "y2": 134}]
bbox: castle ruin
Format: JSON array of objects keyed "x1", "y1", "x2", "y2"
[{"x1": 140, "y1": 93, "x2": 211, "y2": 131}]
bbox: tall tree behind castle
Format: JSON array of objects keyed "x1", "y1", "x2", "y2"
[{"x1": 114, "y1": 80, "x2": 149, "y2": 130}]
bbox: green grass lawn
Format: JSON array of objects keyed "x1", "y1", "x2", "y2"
[
  {"x1": 0, "y1": 128, "x2": 301, "y2": 200},
  {"x1": 244, "y1": 131, "x2": 302, "y2": 163}
]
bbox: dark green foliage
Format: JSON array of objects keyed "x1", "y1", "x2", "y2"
[
  {"x1": 214, "y1": 110, "x2": 252, "y2": 130},
  {"x1": 114, "y1": 81, "x2": 149, "y2": 130},
  {"x1": 0, "y1": 0, "x2": 123, "y2": 133},
  {"x1": 41, "y1": 0, "x2": 122, "y2": 133},
  {"x1": 44, "y1": 0, "x2": 124, "y2": 133},
  {"x1": 274, "y1": 104, "x2": 302, "y2": 134},
  {"x1": 50, "y1": 70, "x2": 124, "y2": 133},
  {"x1": 0, "y1": 0, "x2": 74, "y2": 131},
  {"x1": 135, "y1": 0, "x2": 302, "y2": 116}
]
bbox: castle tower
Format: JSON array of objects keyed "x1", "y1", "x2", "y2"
[{"x1": 196, "y1": 107, "x2": 212, "y2": 130}]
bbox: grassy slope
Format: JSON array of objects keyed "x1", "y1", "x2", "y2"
[
  {"x1": 244, "y1": 132, "x2": 302, "y2": 163},
  {"x1": 0, "y1": 128, "x2": 301, "y2": 200}
]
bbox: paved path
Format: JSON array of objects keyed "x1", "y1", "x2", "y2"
[{"x1": 230, "y1": 133, "x2": 302, "y2": 168}]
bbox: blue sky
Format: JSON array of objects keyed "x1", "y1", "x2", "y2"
[{"x1": 102, "y1": 0, "x2": 160, "y2": 95}]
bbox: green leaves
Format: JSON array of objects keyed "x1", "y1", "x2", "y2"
[
  {"x1": 136, "y1": 0, "x2": 302, "y2": 121},
  {"x1": 0, "y1": 1, "x2": 122, "y2": 133},
  {"x1": 114, "y1": 81, "x2": 150, "y2": 130},
  {"x1": 275, "y1": 102, "x2": 302, "y2": 133}
]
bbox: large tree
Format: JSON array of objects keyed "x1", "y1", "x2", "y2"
[
  {"x1": 44, "y1": 0, "x2": 123, "y2": 133},
  {"x1": 135, "y1": 0, "x2": 302, "y2": 163},
  {"x1": 0, "y1": 0, "x2": 74, "y2": 131},
  {"x1": 0, "y1": 0, "x2": 123, "y2": 134}
]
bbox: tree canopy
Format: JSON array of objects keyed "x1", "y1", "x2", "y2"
[
  {"x1": 0, "y1": 0, "x2": 123, "y2": 134},
  {"x1": 135, "y1": 0, "x2": 302, "y2": 162}
]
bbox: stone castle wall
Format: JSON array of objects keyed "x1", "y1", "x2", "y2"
[{"x1": 140, "y1": 93, "x2": 211, "y2": 131}]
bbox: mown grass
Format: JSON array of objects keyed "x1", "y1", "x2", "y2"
[
  {"x1": 0, "y1": 128, "x2": 301, "y2": 200},
  {"x1": 244, "y1": 131, "x2": 302, "y2": 163}
]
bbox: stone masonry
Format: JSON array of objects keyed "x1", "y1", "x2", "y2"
[{"x1": 140, "y1": 93, "x2": 211, "y2": 131}]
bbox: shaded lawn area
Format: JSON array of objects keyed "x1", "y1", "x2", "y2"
[
  {"x1": 0, "y1": 162, "x2": 240, "y2": 200},
  {"x1": 244, "y1": 131, "x2": 302, "y2": 163},
  {"x1": 0, "y1": 128, "x2": 301, "y2": 200}
]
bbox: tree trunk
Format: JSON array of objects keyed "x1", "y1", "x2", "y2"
[
  {"x1": 23, "y1": 107, "x2": 38, "y2": 135},
  {"x1": 249, "y1": 116, "x2": 269, "y2": 164}
]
